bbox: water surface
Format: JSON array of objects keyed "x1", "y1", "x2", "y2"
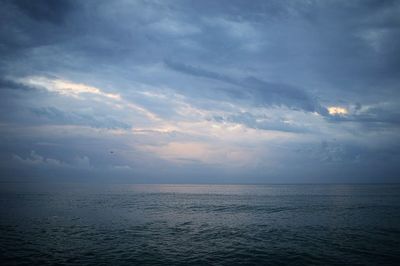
[{"x1": 1, "y1": 184, "x2": 399, "y2": 265}]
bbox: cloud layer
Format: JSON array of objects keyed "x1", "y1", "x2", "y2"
[{"x1": 1, "y1": 0, "x2": 400, "y2": 183}]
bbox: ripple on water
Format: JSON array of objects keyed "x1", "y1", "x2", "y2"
[{"x1": 1, "y1": 184, "x2": 400, "y2": 265}]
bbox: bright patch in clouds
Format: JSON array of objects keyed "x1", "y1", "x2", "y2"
[
  {"x1": 20, "y1": 76, "x2": 121, "y2": 100},
  {"x1": 328, "y1": 106, "x2": 348, "y2": 116},
  {"x1": 18, "y1": 76, "x2": 159, "y2": 121},
  {"x1": 140, "y1": 141, "x2": 257, "y2": 166}
]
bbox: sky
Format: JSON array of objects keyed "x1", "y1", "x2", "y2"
[{"x1": 0, "y1": 0, "x2": 400, "y2": 183}]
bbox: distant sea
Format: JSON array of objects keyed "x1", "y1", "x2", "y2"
[{"x1": 1, "y1": 184, "x2": 400, "y2": 265}]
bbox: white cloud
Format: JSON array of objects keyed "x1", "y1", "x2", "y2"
[
  {"x1": 13, "y1": 151, "x2": 64, "y2": 167},
  {"x1": 13, "y1": 151, "x2": 92, "y2": 169},
  {"x1": 16, "y1": 76, "x2": 160, "y2": 122},
  {"x1": 148, "y1": 18, "x2": 201, "y2": 35},
  {"x1": 19, "y1": 76, "x2": 121, "y2": 100}
]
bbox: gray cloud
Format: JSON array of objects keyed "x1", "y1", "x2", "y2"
[
  {"x1": 0, "y1": 78, "x2": 34, "y2": 91},
  {"x1": 165, "y1": 60, "x2": 328, "y2": 114},
  {"x1": 14, "y1": 0, "x2": 74, "y2": 25},
  {"x1": 30, "y1": 106, "x2": 131, "y2": 130},
  {"x1": 1, "y1": 0, "x2": 400, "y2": 182},
  {"x1": 327, "y1": 106, "x2": 400, "y2": 129},
  {"x1": 212, "y1": 112, "x2": 309, "y2": 133},
  {"x1": 13, "y1": 150, "x2": 91, "y2": 169}
]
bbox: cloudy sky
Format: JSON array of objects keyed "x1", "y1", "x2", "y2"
[{"x1": 1, "y1": 0, "x2": 399, "y2": 183}]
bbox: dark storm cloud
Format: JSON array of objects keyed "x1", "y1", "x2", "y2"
[
  {"x1": 0, "y1": 78, "x2": 33, "y2": 91},
  {"x1": 241, "y1": 77, "x2": 327, "y2": 114},
  {"x1": 301, "y1": 0, "x2": 400, "y2": 92},
  {"x1": 165, "y1": 60, "x2": 327, "y2": 114},
  {"x1": 13, "y1": 0, "x2": 74, "y2": 24},
  {"x1": 0, "y1": 0, "x2": 73, "y2": 53},
  {"x1": 164, "y1": 60, "x2": 235, "y2": 84}
]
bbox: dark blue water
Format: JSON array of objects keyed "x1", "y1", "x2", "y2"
[{"x1": 1, "y1": 184, "x2": 400, "y2": 265}]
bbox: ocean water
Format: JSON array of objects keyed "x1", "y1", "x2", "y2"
[{"x1": 0, "y1": 184, "x2": 400, "y2": 265}]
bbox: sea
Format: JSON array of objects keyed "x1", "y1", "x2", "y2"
[{"x1": 0, "y1": 183, "x2": 399, "y2": 265}]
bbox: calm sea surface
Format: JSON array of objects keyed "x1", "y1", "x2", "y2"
[{"x1": 0, "y1": 184, "x2": 400, "y2": 265}]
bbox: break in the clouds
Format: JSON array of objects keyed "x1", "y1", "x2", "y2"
[{"x1": 1, "y1": 0, "x2": 400, "y2": 183}]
